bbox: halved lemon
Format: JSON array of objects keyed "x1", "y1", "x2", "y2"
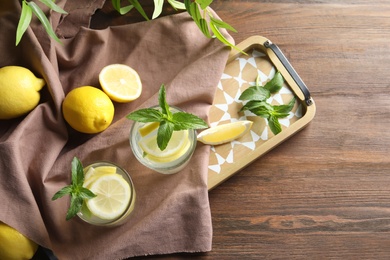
[
  {"x1": 197, "y1": 120, "x2": 253, "y2": 145},
  {"x1": 139, "y1": 130, "x2": 189, "y2": 160},
  {"x1": 86, "y1": 174, "x2": 131, "y2": 220},
  {"x1": 99, "y1": 64, "x2": 142, "y2": 103}
]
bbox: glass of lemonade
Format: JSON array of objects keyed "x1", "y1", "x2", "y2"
[
  {"x1": 77, "y1": 161, "x2": 136, "y2": 226},
  {"x1": 129, "y1": 106, "x2": 197, "y2": 174}
]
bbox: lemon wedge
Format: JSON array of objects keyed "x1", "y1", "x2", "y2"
[
  {"x1": 139, "y1": 130, "x2": 189, "y2": 161},
  {"x1": 99, "y1": 64, "x2": 142, "y2": 103},
  {"x1": 86, "y1": 174, "x2": 131, "y2": 220},
  {"x1": 197, "y1": 120, "x2": 253, "y2": 145}
]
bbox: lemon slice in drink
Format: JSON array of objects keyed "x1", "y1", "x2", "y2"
[
  {"x1": 197, "y1": 120, "x2": 253, "y2": 145},
  {"x1": 84, "y1": 166, "x2": 117, "y2": 188},
  {"x1": 99, "y1": 64, "x2": 142, "y2": 103},
  {"x1": 86, "y1": 174, "x2": 131, "y2": 220},
  {"x1": 139, "y1": 130, "x2": 189, "y2": 160}
]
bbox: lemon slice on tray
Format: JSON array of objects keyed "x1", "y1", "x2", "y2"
[
  {"x1": 197, "y1": 120, "x2": 253, "y2": 145},
  {"x1": 99, "y1": 64, "x2": 142, "y2": 103},
  {"x1": 86, "y1": 174, "x2": 131, "y2": 220}
]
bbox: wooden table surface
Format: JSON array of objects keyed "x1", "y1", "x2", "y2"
[{"x1": 92, "y1": 1, "x2": 390, "y2": 259}]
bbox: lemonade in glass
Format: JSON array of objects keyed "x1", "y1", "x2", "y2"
[
  {"x1": 77, "y1": 161, "x2": 136, "y2": 226},
  {"x1": 130, "y1": 106, "x2": 197, "y2": 174},
  {"x1": 127, "y1": 85, "x2": 207, "y2": 174}
]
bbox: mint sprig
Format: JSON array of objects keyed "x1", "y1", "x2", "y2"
[
  {"x1": 239, "y1": 72, "x2": 296, "y2": 135},
  {"x1": 126, "y1": 84, "x2": 208, "y2": 151},
  {"x1": 52, "y1": 157, "x2": 96, "y2": 221}
]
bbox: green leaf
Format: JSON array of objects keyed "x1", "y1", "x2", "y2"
[
  {"x1": 52, "y1": 157, "x2": 96, "y2": 220},
  {"x1": 39, "y1": 0, "x2": 67, "y2": 14},
  {"x1": 248, "y1": 102, "x2": 273, "y2": 119},
  {"x1": 168, "y1": 0, "x2": 186, "y2": 10},
  {"x1": 199, "y1": 18, "x2": 211, "y2": 38},
  {"x1": 268, "y1": 115, "x2": 282, "y2": 135},
  {"x1": 126, "y1": 108, "x2": 164, "y2": 122},
  {"x1": 184, "y1": 0, "x2": 192, "y2": 15},
  {"x1": 239, "y1": 85, "x2": 270, "y2": 101},
  {"x1": 157, "y1": 121, "x2": 174, "y2": 150},
  {"x1": 210, "y1": 21, "x2": 245, "y2": 54},
  {"x1": 158, "y1": 85, "x2": 172, "y2": 119},
  {"x1": 16, "y1": 1, "x2": 32, "y2": 46},
  {"x1": 71, "y1": 157, "x2": 84, "y2": 186},
  {"x1": 28, "y1": 1, "x2": 62, "y2": 44},
  {"x1": 152, "y1": 0, "x2": 164, "y2": 19},
  {"x1": 51, "y1": 185, "x2": 72, "y2": 200},
  {"x1": 128, "y1": 0, "x2": 149, "y2": 20},
  {"x1": 263, "y1": 71, "x2": 284, "y2": 93},
  {"x1": 272, "y1": 97, "x2": 296, "y2": 116},
  {"x1": 210, "y1": 17, "x2": 237, "y2": 32},
  {"x1": 195, "y1": 0, "x2": 213, "y2": 10},
  {"x1": 79, "y1": 187, "x2": 97, "y2": 200},
  {"x1": 172, "y1": 112, "x2": 208, "y2": 130},
  {"x1": 66, "y1": 196, "x2": 84, "y2": 220},
  {"x1": 112, "y1": 0, "x2": 134, "y2": 15}
]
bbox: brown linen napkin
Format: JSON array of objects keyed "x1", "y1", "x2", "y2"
[{"x1": 0, "y1": 0, "x2": 233, "y2": 259}]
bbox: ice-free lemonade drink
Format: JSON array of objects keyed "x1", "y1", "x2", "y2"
[
  {"x1": 130, "y1": 106, "x2": 197, "y2": 174},
  {"x1": 77, "y1": 162, "x2": 135, "y2": 226}
]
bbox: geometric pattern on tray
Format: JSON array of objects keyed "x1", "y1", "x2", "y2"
[{"x1": 208, "y1": 48, "x2": 303, "y2": 174}]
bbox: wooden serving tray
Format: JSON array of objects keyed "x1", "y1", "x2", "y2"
[{"x1": 207, "y1": 35, "x2": 316, "y2": 190}]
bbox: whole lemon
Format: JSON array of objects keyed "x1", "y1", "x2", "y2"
[
  {"x1": 0, "y1": 66, "x2": 45, "y2": 119},
  {"x1": 0, "y1": 221, "x2": 38, "y2": 260},
  {"x1": 62, "y1": 86, "x2": 115, "y2": 134}
]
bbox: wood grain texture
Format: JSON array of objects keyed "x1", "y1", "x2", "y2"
[{"x1": 91, "y1": 1, "x2": 390, "y2": 259}]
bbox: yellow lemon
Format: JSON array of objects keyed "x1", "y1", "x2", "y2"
[
  {"x1": 197, "y1": 120, "x2": 253, "y2": 145},
  {"x1": 0, "y1": 221, "x2": 38, "y2": 260},
  {"x1": 0, "y1": 66, "x2": 45, "y2": 119},
  {"x1": 99, "y1": 64, "x2": 142, "y2": 103},
  {"x1": 62, "y1": 86, "x2": 114, "y2": 134},
  {"x1": 86, "y1": 174, "x2": 131, "y2": 220}
]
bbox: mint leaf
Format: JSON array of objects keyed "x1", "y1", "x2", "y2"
[
  {"x1": 126, "y1": 108, "x2": 164, "y2": 122},
  {"x1": 263, "y1": 72, "x2": 284, "y2": 93},
  {"x1": 52, "y1": 157, "x2": 96, "y2": 221},
  {"x1": 272, "y1": 97, "x2": 296, "y2": 115},
  {"x1": 172, "y1": 112, "x2": 208, "y2": 130},
  {"x1": 239, "y1": 86, "x2": 270, "y2": 102},
  {"x1": 157, "y1": 121, "x2": 174, "y2": 150},
  {"x1": 240, "y1": 72, "x2": 296, "y2": 136},
  {"x1": 52, "y1": 185, "x2": 72, "y2": 200},
  {"x1": 268, "y1": 115, "x2": 282, "y2": 135},
  {"x1": 158, "y1": 85, "x2": 172, "y2": 118}
]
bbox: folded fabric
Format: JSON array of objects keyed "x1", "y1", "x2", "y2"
[{"x1": 0, "y1": 0, "x2": 233, "y2": 259}]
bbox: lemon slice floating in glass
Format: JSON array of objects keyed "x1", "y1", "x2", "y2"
[
  {"x1": 138, "y1": 129, "x2": 189, "y2": 162},
  {"x1": 197, "y1": 120, "x2": 253, "y2": 145},
  {"x1": 86, "y1": 174, "x2": 131, "y2": 220},
  {"x1": 99, "y1": 64, "x2": 142, "y2": 103}
]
